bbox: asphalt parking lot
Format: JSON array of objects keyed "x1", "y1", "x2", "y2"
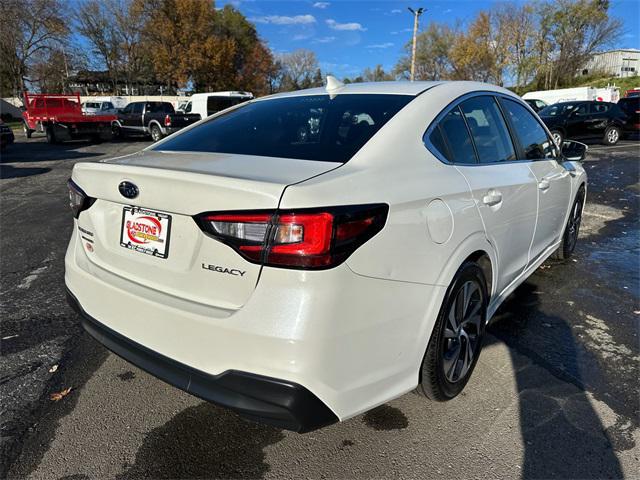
[{"x1": 1, "y1": 133, "x2": 639, "y2": 479}]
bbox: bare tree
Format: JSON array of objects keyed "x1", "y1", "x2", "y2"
[
  {"x1": 277, "y1": 49, "x2": 322, "y2": 91},
  {"x1": 0, "y1": 0, "x2": 69, "y2": 96},
  {"x1": 395, "y1": 23, "x2": 457, "y2": 81}
]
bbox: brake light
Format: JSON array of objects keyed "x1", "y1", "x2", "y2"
[
  {"x1": 195, "y1": 204, "x2": 388, "y2": 269},
  {"x1": 164, "y1": 114, "x2": 171, "y2": 127},
  {"x1": 67, "y1": 179, "x2": 95, "y2": 219}
]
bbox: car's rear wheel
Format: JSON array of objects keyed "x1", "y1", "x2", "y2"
[
  {"x1": 150, "y1": 124, "x2": 163, "y2": 142},
  {"x1": 416, "y1": 261, "x2": 487, "y2": 401},
  {"x1": 45, "y1": 125, "x2": 57, "y2": 144},
  {"x1": 603, "y1": 126, "x2": 621, "y2": 145},
  {"x1": 552, "y1": 186, "x2": 585, "y2": 260},
  {"x1": 550, "y1": 130, "x2": 563, "y2": 149},
  {"x1": 112, "y1": 123, "x2": 123, "y2": 139}
]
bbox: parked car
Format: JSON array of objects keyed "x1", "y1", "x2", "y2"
[
  {"x1": 181, "y1": 91, "x2": 253, "y2": 119},
  {"x1": 524, "y1": 98, "x2": 548, "y2": 112},
  {"x1": 112, "y1": 101, "x2": 201, "y2": 141},
  {"x1": 65, "y1": 80, "x2": 587, "y2": 432},
  {"x1": 623, "y1": 88, "x2": 640, "y2": 98},
  {"x1": 618, "y1": 96, "x2": 640, "y2": 136},
  {"x1": 22, "y1": 92, "x2": 115, "y2": 144},
  {"x1": 82, "y1": 100, "x2": 118, "y2": 115},
  {"x1": 538, "y1": 100, "x2": 627, "y2": 145},
  {"x1": 0, "y1": 120, "x2": 15, "y2": 149}
]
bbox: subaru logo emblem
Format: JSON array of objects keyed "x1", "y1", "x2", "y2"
[{"x1": 118, "y1": 181, "x2": 139, "y2": 199}]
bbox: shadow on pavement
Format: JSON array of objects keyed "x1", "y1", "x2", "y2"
[
  {"x1": 0, "y1": 164, "x2": 51, "y2": 179},
  {"x1": 489, "y1": 281, "x2": 623, "y2": 479},
  {"x1": 117, "y1": 403, "x2": 285, "y2": 479},
  {"x1": 0, "y1": 141, "x2": 104, "y2": 163}
]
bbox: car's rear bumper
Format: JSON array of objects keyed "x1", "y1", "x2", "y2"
[
  {"x1": 65, "y1": 225, "x2": 446, "y2": 424},
  {"x1": 67, "y1": 287, "x2": 338, "y2": 432}
]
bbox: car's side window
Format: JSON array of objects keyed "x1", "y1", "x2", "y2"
[
  {"x1": 574, "y1": 103, "x2": 588, "y2": 116},
  {"x1": 122, "y1": 104, "x2": 132, "y2": 114},
  {"x1": 499, "y1": 98, "x2": 558, "y2": 161},
  {"x1": 459, "y1": 96, "x2": 516, "y2": 163},
  {"x1": 590, "y1": 103, "x2": 610, "y2": 114},
  {"x1": 436, "y1": 107, "x2": 478, "y2": 164},
  {"x1": 133, "y1": 103, "x2": 144, "y2": 114}
]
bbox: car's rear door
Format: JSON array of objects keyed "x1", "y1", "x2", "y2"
[
  {"x1": 499, "y1": 97, "x2": 571, "y2": 264},
  {"x1": 566, "y1": 102, "x2": 590, "y2": 139},
  {"x1": 586, "y1": 102, "x2": 613, "y2": 137},
  {"x1": 448, "y1": 95, "x2": 538, "y2": 294}
]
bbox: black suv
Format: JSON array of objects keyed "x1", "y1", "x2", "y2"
[{"x1": 538, "y1": 100, "x2": 627, "y2": 146}]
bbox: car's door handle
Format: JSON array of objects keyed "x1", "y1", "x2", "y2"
[
  {"x1": 482, "y1": 190, "x2": 503, "y2": 206},
  {"x1": 538, "y1": 179, "x2": 551, "y2": 191}
]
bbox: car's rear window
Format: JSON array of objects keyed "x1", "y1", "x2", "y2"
[
  {"x1": 618, "y1": 97, "x2": 640, "y2": 112},
  {"x1": 154, "y1": 94, "x2": 413, "y2": 162}
]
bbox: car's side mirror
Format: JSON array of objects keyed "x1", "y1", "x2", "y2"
[{"x1": 561, "y1": 140, "x2": 588, "y2": 162}]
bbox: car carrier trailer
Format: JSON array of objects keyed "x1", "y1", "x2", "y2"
[{"x1": 22, "y1": 92, "x2": 116, "y2": 144}]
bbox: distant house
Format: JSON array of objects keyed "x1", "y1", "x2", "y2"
[{"x1": 581, "y1": 49, "x2": 640, "y2": 78}]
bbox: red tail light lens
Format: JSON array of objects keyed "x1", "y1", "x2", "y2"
[
  {"x1": 67, "y1": 179, "x2": 95, "y2": 219},
  {"x1": 196, "y1": 204, "x2": 388, "y2": 269},
  {"x1": 164, "y1": 114, "x2": 171, "y2": 127}
]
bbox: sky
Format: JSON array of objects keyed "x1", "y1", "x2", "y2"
[{"x1": 217, "y1": 0, "x2": 640, "y2": 80}]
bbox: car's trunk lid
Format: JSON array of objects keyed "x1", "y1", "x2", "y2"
[{"x1": 72, "y1": 151, "x2": 339, "y2": 310}]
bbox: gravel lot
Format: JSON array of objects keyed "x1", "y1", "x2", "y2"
[{"x1": 1, "y1": 132, "x2": 638, "y2": 479}]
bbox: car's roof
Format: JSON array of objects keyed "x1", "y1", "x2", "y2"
[{"x1": 257, "y1": 80, "x2": 519, "y2": 102}]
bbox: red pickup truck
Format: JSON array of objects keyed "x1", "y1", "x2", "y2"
[{"x1": 22, "y1": 92, "x2": 116, "y2": 144}]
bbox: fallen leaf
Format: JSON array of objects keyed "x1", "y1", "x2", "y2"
[
  {"x1": 50, "y1": 387, "x2": 72, "y2": 402},
  {"x1": 49, "y1": 365, "x2": 58, "y2": 373}
]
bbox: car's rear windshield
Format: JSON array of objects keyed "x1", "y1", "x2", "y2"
[
  {"x1": 84, "y1": 102, "x2": 100, "y2": 108},
  {"x1": 154, "y1": 94, "x2": 413, "y2": 162},
  {"x1": 618, "y1": 97, "x2": 640, "y2": 111}
]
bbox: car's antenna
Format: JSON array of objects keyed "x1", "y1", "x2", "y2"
[{"x1": 325, "y1": 75, "x2": 344, "y2": 98}]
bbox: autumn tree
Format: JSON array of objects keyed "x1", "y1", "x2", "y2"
[
  {"x1": 395, "y1": 23, "x2": 457, "y2": 80},
  {"x1": 0, "y1": 0, "x2": 69, "y2": 96}
]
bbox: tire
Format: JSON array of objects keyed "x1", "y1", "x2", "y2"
[
  {"x1": 23, "y1": 121, "x2": 33, "y2": 139},
  {"x1": 552, "y1": 186, "x2": 585, "y2": 260},
  {"x1": 150, "y1": 124, "x2": 163, "y2": 142},
  {"x1": 602, "y1": 125, "x2": 621, "y2": 145},
  {"x1": 112, "y1": 123, "x2": 123, "y2": 139},
  {"x1": 45, "y1": 125, "x2": 57, "y2": 144},
  {"x1": 550, "y1": 130, "x2": 563, "y2": 149},
  {"x1": 416, "y1": 261, "x2": 488, "y2": 401}
]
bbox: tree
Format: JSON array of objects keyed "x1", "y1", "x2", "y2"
[
  {"x1": 0, "y1": 0, "x2": 69, "y2": 96},
  {"x1": 277, "y1": 49, "x2": 323, "y2": 91},
  {"x1": 362, "y1": 65, "x2": 394, "y2": 82},
  {"x1": 537, "y1": 0, "x2": 622, "y2": 88},
  {"x1": 394, "y1": 23, "x2": 457, "y2": 81}
]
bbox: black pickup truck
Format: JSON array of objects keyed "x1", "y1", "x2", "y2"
[{"x1": 112, "y1": 101, "x2": 201, "y2": 141}]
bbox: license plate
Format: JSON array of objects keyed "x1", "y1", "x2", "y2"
[{"x1": 120, "y1": 206, "x2": 171, "y2": 259}]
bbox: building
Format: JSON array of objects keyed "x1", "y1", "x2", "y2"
[{"x1": 582, "y1": 49, "x2": 640, "y2": 78}]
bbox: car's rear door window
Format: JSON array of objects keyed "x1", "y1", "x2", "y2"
[
  {"x1": 433, "y1": 108, "x2": 477, "y2": 164},
  {"x1": 460, "y1": 96, "x2": 516, "y2": 163},
  {"x1": 499, "y1": 98, "x2": 557, "y2": 160},
  {"x1": 155, "y1": 94, "x2": 413, "y2": 163}
]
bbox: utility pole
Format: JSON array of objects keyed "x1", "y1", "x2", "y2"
[{"x1": 408, "y1": 7, "x2": 424, "y2": 81}]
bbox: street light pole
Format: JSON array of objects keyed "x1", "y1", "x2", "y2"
[{"x1": 408, "y1": 7, "x2": 424, "y2": 81}]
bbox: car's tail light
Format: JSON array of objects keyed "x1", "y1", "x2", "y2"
[
  {"x1": 195, "y1": 204, "x2": 388, "y2": 269},
  {"x1": 164, "y1": 114, "x2": 171, "y2": 127},
  {"x1": 67, "y1": 179, "x2": 95, "y2": 219}
]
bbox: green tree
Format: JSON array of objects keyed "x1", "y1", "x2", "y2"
[{"x1": 395, "y1": 23, "x2": 457, "y2": 81}]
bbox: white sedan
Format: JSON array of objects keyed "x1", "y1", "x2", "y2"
[{"x1": 65, "y1": 80, "x2": 587, "y2": 432}]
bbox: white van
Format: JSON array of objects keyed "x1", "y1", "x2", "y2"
[
  {"x1": 523, "y1": 86, "x2": 620, "y2": 105},
  {"x1": 179, "y1": 91, "x2": 253, "y2": 119}
]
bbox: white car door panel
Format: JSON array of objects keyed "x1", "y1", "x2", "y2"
[
  {"x1": 528, "y1": 161, "x2": 571, "y2": 261},
  {"x1": 456, "y1": 164, "x2": 538, "y2": 293}
]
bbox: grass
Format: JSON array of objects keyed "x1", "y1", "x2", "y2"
[{"x1": 574, "y1": 75, "x2": 640, "y2": 93}]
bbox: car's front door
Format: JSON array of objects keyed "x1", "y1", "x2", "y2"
[
  {"x1": 450, "y1": 95, "x2": 538, "y2": 294},
  {"x1": 499, "y1": 97, "x2": 572, "y2": 264}
]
